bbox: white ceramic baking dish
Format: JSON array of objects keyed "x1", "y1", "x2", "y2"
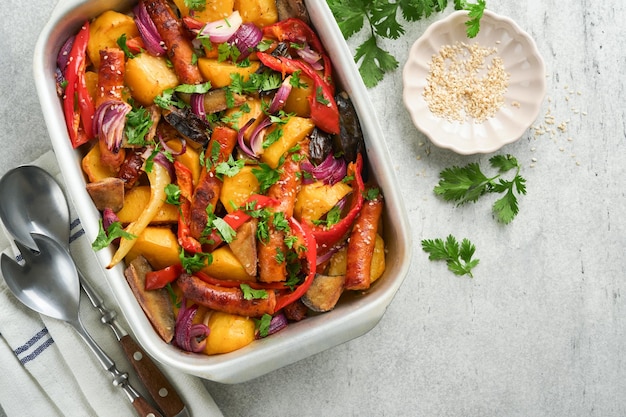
[{"x1": 33, "y1": 0, "x2": 412, "y2": 383}]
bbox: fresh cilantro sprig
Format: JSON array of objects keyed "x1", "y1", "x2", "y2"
[
  {"x1": 421, "y1": 234, "x2": 479, "y2": 277},
  {"x1": 326, "y1": 0, "x2": 487, "y2": 87},
  {"x1": 125, "y1": 105, "x2": 153, "y2": 146},
  {"x1": 180, "y1": 249, "x2": 211, "y2": 273},
  {"x1": 92, "y1": 220, "x2": 136, "y2": 251},
  {"x1": 241, "y1": 284, "x2": 269, "y2": 300},
  {"x1": 434, "y1": 154, "x2": 527, "y2": 224}
]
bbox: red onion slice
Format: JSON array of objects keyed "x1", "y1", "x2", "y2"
[
  {"x1": 301, "y1": 154, "x2": 348, "y2": 185},
  {"x1": 190, "y1": 93, "x2": 206, "y2": 120},
  {"x1": 296, "y1": 45, "x2": 323, "y2": 71},
  {"x1": 153, "y1": 151, "x2": 176, "y2": 181},
  {"x1": 268, "y1": 76, "x2": 293, "y2": 114},
  {"x1": 267, "y1": 312, "x2": 288, "y2": 335},
  {"x1": 158, "y1": 133, "x2": 187, "y2": 157},
  {"x1": 248, "y1": 116, "x2": 273, "y2": 156},
  {"x1": 228, "y1": 22, "x2": 263, "y2": 60},
  {"x1": 200, "y1": 11, "x2": 243, "y2": 44},
  {"x1": 316, "y1": 239, "x2": 347, "y2": 265},
  {"x1": 57, "y1": 35, "x2": 75, "y2": 75},
  {"x1": 94, "y1": 100, "x2": 132, "y2": 152},
  {"x1": 175, "y1": 300, "x2": 210, "y2": 353},
  {"x1": 237, "y1": 117, "x2": 259, "y2": 159},
  {"x1": 133, "y1": 2, "x2": 166, "y2": 56},
  {"x1": 102, "y1": 208, "x2": 121, "y2": 230}
]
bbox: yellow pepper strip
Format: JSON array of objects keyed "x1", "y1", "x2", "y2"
[{"x1": 107, "y1": 162, "x2": 171, "y2": 268}]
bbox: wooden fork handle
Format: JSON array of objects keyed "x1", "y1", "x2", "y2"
[{"x1": 120, "y1": 335, "x2": 187, "y2": 417}]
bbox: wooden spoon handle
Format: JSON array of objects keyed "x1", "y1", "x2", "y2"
[{"x1": 120, "y1": 334, "x2": 187, "y2": 417}]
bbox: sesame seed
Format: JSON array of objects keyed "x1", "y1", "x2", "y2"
[{"x1": 423, "y1": 42, "x2": 509, "y2": 123}]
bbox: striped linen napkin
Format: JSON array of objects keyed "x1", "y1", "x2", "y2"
[{"x1": 0, "y1": 151, "x2": 223, "y2": 417}]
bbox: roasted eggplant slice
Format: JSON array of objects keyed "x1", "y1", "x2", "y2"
[
  {"x1": 276, "y1": 0, "x2": 310, "y2": 24},
  {"x1": 334, "y1": 91, "x2": 365, "y2": 164},
  {"x1": 163, "y1": 106, "x2": 211, "y2": 148},
  {"x1": 309, "y1": 128, "x2": 334, "y2": 165},
  {"x1": 301, "y1": 274, "x2": 346, "y2": 312},
  {"x1": 124, "y1": 256, "x2": 175, "y2": 343}
]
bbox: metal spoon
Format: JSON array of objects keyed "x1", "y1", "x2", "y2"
[
  {"x1": 1, "y1": 234, "x2": 162, "y2": 417},
  {"x1": 0, "y1": 166, "x2": 188, "y2": 417}
]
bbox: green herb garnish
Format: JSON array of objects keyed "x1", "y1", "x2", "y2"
[
  {"x1": 434, "y1": 154, "x2": 527, "y2": 224},
  {"x1": 326, "y1": 0, "x2": 487, "y2": 87},
  {"x1": 421, "y1": 235, "x2": 479, "y2": 277},
  {"x1": 92, "y1": 220, "x2": 136, "y2": 251}
]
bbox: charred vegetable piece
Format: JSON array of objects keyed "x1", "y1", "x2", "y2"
[
  {"x1": 228, "y1": 219, "x2": 258, "y2": 277},
  {"x1": 276, "y1": 0, "x2": 310, "y2": 24},
  {"x1": 308, "y1": 128, "x2": 334, "y2": 165},
  {"x1": 124, "y1": 255, "x2": 175, "y2": 343},
  {"x1": 117, "y1": 149, "x2": 145, "y2": 189},
  {"x1": 163, "y1": 106, "x2": 211, "y2": 147},
  {"x1": 85, "y1": 177, "x2": 125, "y2": 211},
  {"x1": 301, "y1": 274, "x2": 346, "y2": 312},
  {"x1": 334, "y1": 91, "x2": 365, "y2": 164}
]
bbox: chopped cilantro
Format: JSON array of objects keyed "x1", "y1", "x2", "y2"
[
  {"x1": 184, "y1": 0, "x2": 206, "y2": 11},
  {"x1": 215, "y1": 155, "x2": 245, "y2": 179},
  {"x1": 315, "y1": 86, "x2": 330, "y2": 105},
  {"x1": 116, "y1": 34, "x2": 136, "y2": 59},
  {"x1": 180, "y1": 249, "x2": 211, "y2": 273},
  {"x1": 125, "y1": 106, "x2": 153, "y2": 146},
  {"x1": 255, "y1": 314, "x2": 272, "y2": 337},
  {"x1": 251, "y1": 162, "x2": 281, "y2": 193},
  {"x1": 241, "y1": 284, "x2": 269, "y2": 300},
  {"x1": 92, "y1": 220, "x2": 136, "y2": 251},
  {"x1": 164, "y1": 184, "x2": 181, "y2": 206}
]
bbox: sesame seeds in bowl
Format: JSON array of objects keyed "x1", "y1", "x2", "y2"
[{"x1": 402, "y1": 10, "x2": 546, "y2": 154}]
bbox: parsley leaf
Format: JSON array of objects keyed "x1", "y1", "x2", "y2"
[
  {"x1": 185, "y1": 0, "x2": 206, "y2": 11},
  {"x1": 116, "y1": 34, "x2": 136, "y2": 59},
  {"x1": 125, "y1": 106, "x2": 153, "y2": 146},
  {"x1": 215, "y1": 155, "x2": 244, "y2": 179},
  {"x1": 327, "y1": 0, "x2": 488, "y2": 87},
  {"x1": 240, "y1": 284, "x2": 269, "y2": 300},
  {"x1": 92, "y1": 220, "x2": 136, "y2": 251},
  {"x1": 180, "y1": 249, "x2": 211, "y2": 273},
  {"x1": 434, "y1": 154, "x2": 527, "y2": 224},
  {"x1": 251, "y1": 163, "x2": 281, "y2": 193},
  {"x1": 464, "y1": 0, "x2": 487, "y2": 38},
  {"x1": 255, "y1": 314, "x2": 272, "y2": 337},
  {"x1": 421, "y1": 235, "x2": 479, "y2": 277},
  {"x1": 164, "y1": 184, "x2": 181, "y2": 206},
  {"x1": 353, "y1": 36, "x2": 398, "y2": 89}
]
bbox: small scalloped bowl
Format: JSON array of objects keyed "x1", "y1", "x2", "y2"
[{"x1": 402, "y1": 10, "x2": 546, "y2": 154}]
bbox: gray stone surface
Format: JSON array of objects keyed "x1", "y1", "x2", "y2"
[{"x1": 1, "y1": 1, "x2": 625, "y2": 416}]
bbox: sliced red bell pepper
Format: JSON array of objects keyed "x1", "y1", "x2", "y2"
[
  {"x1": 174, "y1": 161, "x2": 203, "y2": 254},
  {"x1": 125, "y1": 36, "x2": 145, "y2": 54},
  {"x1": 194, "y1": 270, "x2": 287, "y2": 290},
  {"x1": 274, "y1": 216, "x2": 317, "y2": 311},
  {"x1": 145, "y1": 263, "x2": 183, "y2": 290},
  {"x1": 257, "y1": 52, "x2": 339, "y2": 134},
  {"x1": 263, "y1": 18, "x2": 333, "y2": 81},
  {"x1": 309, "y1": 153, "x2": 365, "y2": 251},
  {"x1": 63, "y1": 21, "x2": 95, "y2": 148}
]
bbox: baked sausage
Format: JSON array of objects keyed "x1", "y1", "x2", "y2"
[{"x1": 178, "y1": 273, "x2": 276, "y2": 317}]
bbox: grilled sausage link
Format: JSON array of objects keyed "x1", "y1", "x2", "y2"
[{"x1": 178, "y1": 273, "x2": 276, "y2": 317}]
